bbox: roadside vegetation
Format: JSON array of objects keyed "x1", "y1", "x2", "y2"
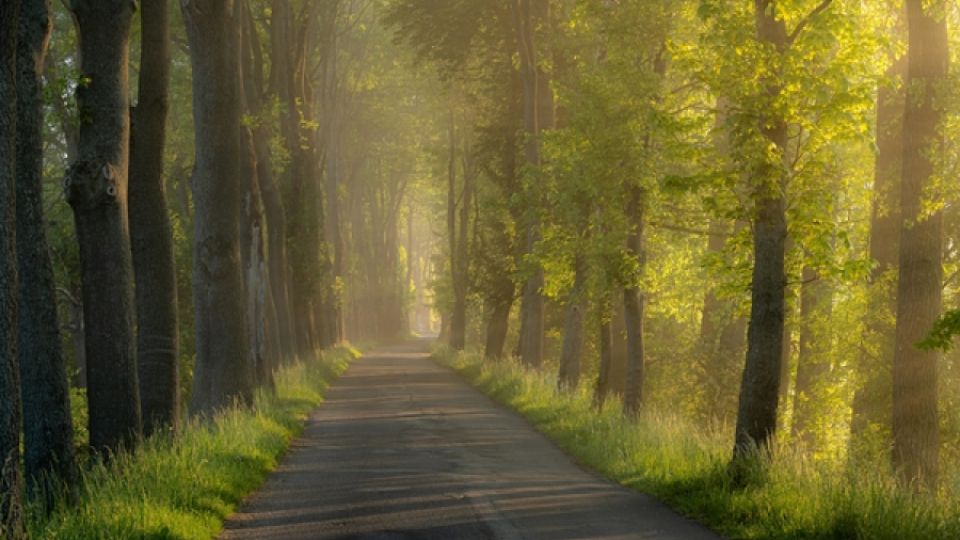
[
  {"x1": 26, "y1": 346, "x2": 356, "y2": 540},
  {"x1": 436, "y1": 348, "x2": 960, "y2": 540}
]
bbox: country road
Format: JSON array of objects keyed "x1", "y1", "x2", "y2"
[{"x1": 219, "y1": 342, "x2": 722, "y2": 540}]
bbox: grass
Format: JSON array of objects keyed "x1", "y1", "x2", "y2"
[
  {"x1": 26, "y1": 346, "x2": 358, "y2": 540},
  {"x1": 436, "y1": 347, "x2": 960, "y2": 540}
]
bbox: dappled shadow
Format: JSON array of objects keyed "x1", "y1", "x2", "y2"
[{"x1": 220, "y1": 347, "x2": 720, "y2": 540}]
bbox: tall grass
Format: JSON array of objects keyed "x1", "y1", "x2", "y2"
[
  {"x1": 26, "y1": 346, "x2": 358, "y2": 540},
  {"x1": 438, "y1": 348, "x2": 960, "y2": 540}
]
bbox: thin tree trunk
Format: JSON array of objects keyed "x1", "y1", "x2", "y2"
[
  {"x1": 732, "y1": 0, "x2": 789, "y2": 462},
  {"x1": 622, "y1": 186, "x2": 646, "y2": 415},
  {"x1": 16, "y1": 0, "x2": 75, "y2": 490},
  {"x1": 558, "y1": 251, "x2": 586, "y2": 390},
  {"x1": 0, "y1": 0, "x2": 24, "y2": 533},
  {"x1": 130, "y1": 0, "x2": 179, "y2": 437},
  {"x1": 594, "y1": 317, "x2": 613, "y2": 410},
  {"x1": 68, "y1": 0, "x2": 141, "y2": 452},
  {"x1": 792, "y1": 267, "x2": 833, "y2": 448},
  {"x1": 892, "y1": 0, "x2": 946, "y2": 488},
  {"x1": 181, "y1": 0, "x2": 254, "y2": 415}
]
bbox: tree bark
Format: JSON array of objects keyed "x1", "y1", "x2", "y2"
[
  {"x1": 181, "y1": 0, "x2": 254, "y2": 415},
  {"x1": 622, "y1": 186, "x2": 646, "y2": 415},
  {"x1": 558, "y1": 251, "x2": 586, "y2": 389},
  {"x1": 892, "y1": 0, "x2": 946, "y2": 488},
  {"x1": 513, "y1": 0, "x2": 551, "y2": 368},
  {"x1": 732, "y1": 0, "x2": 789, "y2": 461},
  {"x1": 0, "y1": 0, "x2": 24, "y2": 533},
  {"x1": 791, "y1": 267, "x2": 833, "y2": 447},
  {"x1": 16, "y1": 0, "x2": 75, "y2": 490},
  {"x1": 594, "y1": 318, "x2": 613, "y2": 409},
  {"x1": 850, "y1": 56, "x2": 904, "y2": 443},
  {"x1": 68, "y1": 0, "x2": 141, "y2": 453},
  {"x1": 130, "y1": 0, "x2": 179, "y2": 437}
]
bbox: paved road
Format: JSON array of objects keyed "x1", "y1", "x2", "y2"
[{"x1": 220, "y1": 342, "x2": 722, "y2": 540}]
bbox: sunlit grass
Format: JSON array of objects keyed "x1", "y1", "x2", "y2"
[
  {"x1": 438, "y1": 347, "x2": 960, "y2": 540},
  {"x1": 26, "y1": 346, "x2": 358, "y2": 540}
]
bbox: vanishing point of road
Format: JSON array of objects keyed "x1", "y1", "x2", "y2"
[{"x1": 220, "y1": 341, "x2": 722, "y2": 540}]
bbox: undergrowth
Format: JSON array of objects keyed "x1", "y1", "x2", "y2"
[
  {"x1": 436, "y1": 347, "x2": 960, "y2": 540},
  {"x1": 26, "y1": 345, "x2": 358, "y2": 540}
]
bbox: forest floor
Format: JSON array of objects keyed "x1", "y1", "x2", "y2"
[{"x1": 218, "y1": 340, "x2": 720, "y2": 540}]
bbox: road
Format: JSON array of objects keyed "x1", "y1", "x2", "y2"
[{"x1": 220, "y1": 341, "x2": 722, "y2": 540}]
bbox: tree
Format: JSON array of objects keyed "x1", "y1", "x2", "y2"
[
  {"x1": 892, "y1": 0, "x2": 947, "y2": 488},
  {"x1": 130, "y1": 0, "x2": 179, "y2": 437},
  {"x1": 0, "y1": 0, "x2": 24, "y2": 534},
  {"x1": 17, "y1": 0, "x2": 75, "y2": 488},
  {"x1": 67, "y1": 0, "x2": 141, "y2": 453},
  {"x1": 514, "y1": 0, "x2": 553, "y2": 368},
  {"x1": 181, "y1": 0, "x2": 254, "y2": 414},
  {"x1": 731, "y1": 0, "x2": 792, "y2": 461}
]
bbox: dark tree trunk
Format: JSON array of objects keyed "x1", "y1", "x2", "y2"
[
  {"x1": 16, "y1": 0, "x2": 75, "y2": 490},
  {"x1": 68, "y1": 0, "x2": 141, "y2": 453},
  {"x1": 447, "y1": 115, "x2": 465, "y2": 350},
  {"x1": 558, "y1": 251, "x2": 586, "y2": 389},
  {"x1": 791, "y1": 267, "x2": 833, "y2": 447},
  {"x1": 0, "y1": 0, "x2": 24, "y2": 533},
  {"x1": 181, "y1": 0, "x2": 253, "y2": 415},
  {"x1": 892, "y1": 0, "x2": 946, "y2": 488},
  {"x1": 732, "y1": 0, "x2": 788, "y2": 461},
  {"x1": 850, "y1": 56, "x2": 904, "y2": 443},
  {"x1": 321, "y1": 2, "x2": 345, "y2": 343},
  {"x1": 130, "y1": 0, "x2": 179, "y2": 437},
  {"x1": 594, "y1": 317, "x2": 613, "y2": 410},
  {"x1": 622, "y1": 186, "x2": 646, "y2": 415}
]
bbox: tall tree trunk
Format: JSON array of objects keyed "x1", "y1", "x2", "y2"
[
  {"x1": 321, "y1": 1, "x2": 345, "y2": 343},
  {"x1": 0, "y1": 0, "x2": 24, "y2": 533},
  {"x1": 181, "y1": 0, "x2": 253, "y2": 415},
  {"x1": 732, "y1": 0, "x2": 789, "y2": 461},
  {"x1": 850, "y1": 56, "x2": 904, "y2": 443},
  {"x1": 622, "y1": 186, "x2": 646, "y2": 415},
  {"x1": 447, "y1": 115, "x2": 466, "y2": 350},
  {"x1": 513, "y1": 0, "x2": 551, "y2": 368},
  {"x1": 68, "y1": 0, "x2": 141, "y2": 452},
  {"x1": 16, "y1": 0, "x2": 75, "y2": 490},
  {"x1": 791, "y1": 267, "x2": 833, "y2": 448},
  {"x1": 892, "y1": 0, "x2": 946, "y2": 488},
  {"x1": 130, "y1": 0, "x2": 179, "y2": 437},
  {"x1": 558, "y1": 251, "x2": 586, "y2": 389}
]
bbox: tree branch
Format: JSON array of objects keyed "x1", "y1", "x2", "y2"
[{"x1": 787, "y1": 0, "x2": 834, "y2": 45}]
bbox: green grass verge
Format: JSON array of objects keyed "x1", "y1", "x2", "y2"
[
  {"x1": 437, "y1": 347, "x2": 960, "y2": 540},
  {"x1": 27, "y1": 346, "x2": 359, "y2": 540}
]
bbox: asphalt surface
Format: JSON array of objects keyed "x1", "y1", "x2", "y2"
[{"x1": 219, "y1": 341, "x2": 722, "y2": 540}]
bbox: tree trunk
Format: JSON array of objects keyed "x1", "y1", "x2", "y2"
[
  {"x1": 68, "y1": 0, "x2": 141, "y2": 452},
  {"x1": 447, "y1": 115, "x2": 466, "y2": 350},
  {"x1": 622, "y1": 186, "x2": 646, "y2": 415},
  {"x1": 181, "y1": 0, "x2": 253, "y2": 415},
  {"x1": 0, "y1": 0, "x2": 24, "y2": 533},
  {"x1": 558, "y1": 252, "x2": 586, "y2": 389},
  {"x1": 732, "y1": 0, "x2": 788, "y2": 461},
  {"x1": 594, "y1": 318, "x2": 613, "y2": 410},
  {"x1": 792, "y1": 267, "x2": 833, "y2": 448},
  {"x1": 130, "y1": 0, "x2": 179, "y2": 438},
  {"x1": 892, "y1": 0, "x2": 946, "y2": 488},
  {"x1": 16, "y1": 0, "x2": 75, "y2": 490},
  {"x1": 513, "y1": 0, "x2": 551, "y2": 368},
  {"x1": 850, "y1": 56, "x2": 904, "y2": 443}
]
